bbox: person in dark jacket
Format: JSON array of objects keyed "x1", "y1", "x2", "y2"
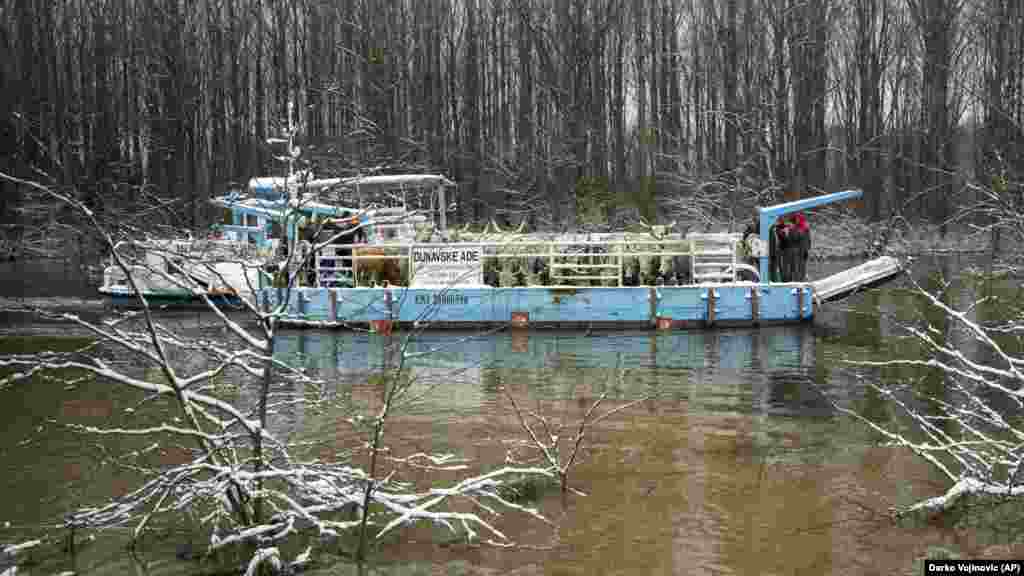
[
  {"x1": 741, "y1": 218, "x2": 760, "y2": 282},
  {"x1": 775, "y1": 212, "x2": 810, "y2": 281},
  {"x1": 740, "y1": 216, "x2": 786, "y2": 282},
  {"x1": 770, "y1": 217, "x2": 787, "y2": 282}
]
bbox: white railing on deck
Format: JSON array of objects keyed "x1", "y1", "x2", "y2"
[
  {"x1": 311, "y1": 233, "x2": 744, "y2": 288},
  {"x1": 687, "y1": 232, "x2": 742, "y2": 283}
]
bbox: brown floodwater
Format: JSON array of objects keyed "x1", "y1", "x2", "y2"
[{"x1": 2, "y1": 255, "x2": 1023, "y2": 575}]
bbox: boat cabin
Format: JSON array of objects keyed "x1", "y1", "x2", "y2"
[
  {"x1": 210, "y1": 173, "x2": 453, "y2": 246},
  {"x1": 209, "y1": 173, "x2": 456, "y2": 288}
]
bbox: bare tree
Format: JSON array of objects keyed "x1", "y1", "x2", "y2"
[
  {"x1": 906, "y1": 0, "x2": 966, "y2": 233},
  {"x1": 0, "y1": 171, "x2": 552, "y2": 572},
  {"x1": 503, "y1": 359, "x2": 649, "y2": 497},
  {"x1": 840, "y1": 275, "x2": 1024, "y2": 517},
  {"x1": 838, "y1": 169, "x2": 1024, "y2": 517}
]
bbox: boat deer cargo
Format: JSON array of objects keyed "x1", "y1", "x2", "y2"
[
  {"x1": 100, "y1": 101, "x2": 900, "y2": 327},
  {"x1": 229, "y1": 176, "x2": 901, "y2": 332}
]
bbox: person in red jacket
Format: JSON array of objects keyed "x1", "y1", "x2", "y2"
[{"x1": 776, "y1": 211, "x2": 810, "y2": 281}]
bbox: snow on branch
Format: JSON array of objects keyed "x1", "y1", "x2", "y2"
[
  {"x1": 841, "y1": 272, "x2": 1024, "y2": 516},
  {"x1": 373, "y1": 466, "x2": 554, "y2": 542},
  {"x1": 0, "y1": 169, "x2": 559, "y2": 572}
]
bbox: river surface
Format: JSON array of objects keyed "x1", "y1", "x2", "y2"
[{"x1": 1, "y1": 255, "x2": 1021, "y2": 575}]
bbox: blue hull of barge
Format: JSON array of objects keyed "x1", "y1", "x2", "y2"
[{"x1": 259, "y1": 284, "x2": 814, "y2": 329}]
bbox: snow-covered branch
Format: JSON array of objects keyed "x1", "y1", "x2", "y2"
[
  {"x1": 842, "y1": 272, "x2": 1024, "y2": 517},
  {"x1": 0, "y1": 169, "x2": 558, "y2": 574}
]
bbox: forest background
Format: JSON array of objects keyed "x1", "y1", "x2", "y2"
[{"x1": 2, "y1": 0, "x2": 1022, "y2": 246}]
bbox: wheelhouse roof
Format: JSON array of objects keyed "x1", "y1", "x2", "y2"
[
  {"x1": 248, "y1": 173, "x2": 454, "y2": 192},
  {"x1": 211, "y1": 172, "x2": 455, "y2": 222},
  {"x1": 210, "y1": 194, "x2": 360, "y2": 219},
  {"x1": 316, "y1": 174, "x2": 455, "y2": 189}
]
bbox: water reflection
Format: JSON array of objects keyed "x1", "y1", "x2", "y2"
[
  {"x1": 7, "y1": 255, "x2": 1024, "y2": 574},
  {"x1": 260, "y1": 286, "x2": 970, "y2": 574},
  {"x1": 273, "y1": 325, "x2": 828, "y2": 420}
]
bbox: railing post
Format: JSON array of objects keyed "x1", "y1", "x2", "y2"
[
  {"x1": 751, "y1": 287, "x2": 759, "y2": 325},
  {"x1": 353, "y1": 242, "x2": 359, "y2": 287},
  {"x1": 548, "y1": 241, "x2": 554, "y2": 286},
  {"x1": 707, "y1": 288, "x2": 716, "y2": 326},
  {"x1": 617, "y1": 242, "x2": 623, "y2": 287},
  {"x1": 730, "y1": 238, "x2": 737, "y2": 282}
]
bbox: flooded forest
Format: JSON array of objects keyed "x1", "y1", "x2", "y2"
[{"x1": 3, "y1": 1, "x2": 1024, "y2": 575}]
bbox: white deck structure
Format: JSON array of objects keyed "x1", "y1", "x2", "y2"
[{"x1": 810, "y1": 255, "x2": 903, "y2": 302}]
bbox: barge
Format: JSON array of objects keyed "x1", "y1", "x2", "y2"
[
  {"x1": 247, "y1": 183, "x2": 901, "y2": 331},
  {"x1": 99, "y1": 101, "x2": 900, "y2": 325},
  {"x1": 101, "y1": 170, "x2": 901, "y2": 329}
]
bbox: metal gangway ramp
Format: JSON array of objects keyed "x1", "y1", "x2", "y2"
[{"x1": 811, "y1": 255, "x2": 903, "y2": 302}]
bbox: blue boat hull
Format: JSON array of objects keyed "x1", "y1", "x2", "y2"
[{"x1": 258, "y1": 284, "x2": 814, "y2": 330}]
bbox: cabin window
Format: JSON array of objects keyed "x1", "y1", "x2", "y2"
[{"x1": 245, "y1": 214, "x2": 259, "y2": 228}]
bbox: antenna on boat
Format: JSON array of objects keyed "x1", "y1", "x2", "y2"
[
  {"x1": 264, "y1": 99, "x2": 303, "y2": 260},
  {"x1": 287, "y1": 100, "x2": 299, "y2": 184},
  {"x1": 267, "y1": 100, "x2": 300, "y2": 185}
]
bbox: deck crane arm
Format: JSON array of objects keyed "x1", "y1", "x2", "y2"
[{"x1": 756, "y1": 189, "x2": 863, "y2": 282}]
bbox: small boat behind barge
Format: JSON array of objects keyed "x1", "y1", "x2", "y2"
[{"x1": 257, "y1": 187, "x2": 902, "y2": 332}]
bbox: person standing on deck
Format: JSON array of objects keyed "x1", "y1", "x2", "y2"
[
  {"x1": 741, "y1": 217, "x2": 761, "y2": 281},
  {"x1": 771, "y1": 216, "x2": 788, "y2": 282},
  {"x1": 757, "y1": 215, "x2": 787, "y2": 283},
  {"x1": 776, "y1": 211, "x2": 810, "y2": 281}
]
